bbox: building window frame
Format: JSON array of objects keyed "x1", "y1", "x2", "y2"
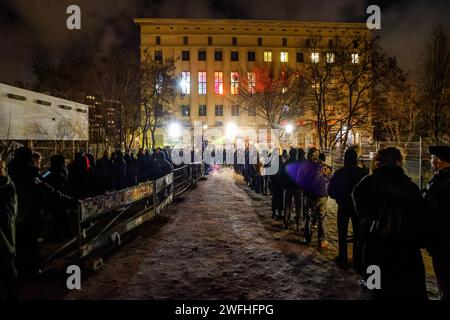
[
  {"x1": 198, "y1": 71, "x2": 207, "y2": 95},
  {"x1": 231, "y1": 72, "x2": 239, "y2": 95},
  {"x1": 198, "y1": 50, "x2": 207, "y2": 61},
  {"x1": 181, "y1": 105, "x2": 191, "y2": 117},
  {"x1": 231, "y1": 51, "x2": 239, "y2": 62},
  {"x1": 215, "y1": 105, "x2": 224, "y2": 116},
  {"x1": 214, "y1": 72, "x2": 223, "y2": 95},
  {"x1": 199, "y1": 105, "x2": 207, "y2": 117},
  {"x1": 264, "y1": 51, "x2": 272, "y2": 62},
  {"x1": 181, "y1": 71, "x2": 191, "y2": 95}
]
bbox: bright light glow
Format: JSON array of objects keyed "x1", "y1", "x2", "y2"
[
  {"x1": 352, "y1": 53, "x2": 359, "y2": 64},
  {"x1": 280, "y1": 52, "x2": 289, "y2": 63},
  {"x1": 180, "y1": 72, "x2": 190, "y2": 94},
  {"x1": 285, "y1": 123, "x2": 294, "y2": 134},
  {"x1": 168, "y1": 122, "x2": 181, "y2": 138},
  {"x1": 226, "y1": 122, "x2": 238, "y2": 139},
  {"x1": 203, "y1": 124, "x2": 208, "y2": 130}
]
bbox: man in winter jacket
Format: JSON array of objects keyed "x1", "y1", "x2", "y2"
[
  {"x1": 0, "y1": 159, "x2": 18, "y2": 300},
  {"x1": 329, "y1": 148, "x2": 367, "y2": 270}
]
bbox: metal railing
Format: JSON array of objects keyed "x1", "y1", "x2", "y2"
[{"x1": 42, "y1": 162, "x2": 205, "y2": 265}]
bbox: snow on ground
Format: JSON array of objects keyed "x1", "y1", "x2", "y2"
[{"x1": 65, "y1": 167, "x2": 437, "y2": 300}]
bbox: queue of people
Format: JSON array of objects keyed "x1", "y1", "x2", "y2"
[
  {"x1": 0, "y1": 146, "x2": 175, "y2": 299},
  {"x1": 236, "y1": 144, "x2": 450, "y2": 300}
]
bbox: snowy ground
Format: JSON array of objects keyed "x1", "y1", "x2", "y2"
[{"x1": 64, "y1": 167, "x2": 438, "y2": 300}]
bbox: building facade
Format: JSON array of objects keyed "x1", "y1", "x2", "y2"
[{"x1": 135, "y1": 18, "x2": 372, "y2": 148}]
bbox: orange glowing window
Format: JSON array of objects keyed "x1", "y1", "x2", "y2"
[
  {"x1": 231, "y1": 72, "x2": 239, "y2": 95},
  {"x1": 214, "y1": 72, "x2": 223, "y2": 95}
]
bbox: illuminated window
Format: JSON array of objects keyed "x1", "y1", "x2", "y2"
[
  {"x1": 282, "y1": 87, "x2": 287, "y2": 93},
  {"x1": 326, "y1": 53, "x2": 335, "y2": 64},
  {"x1": 311, "y1": 52, "x2": 320, "y2": 63},
  {"x1": 247, "y1": 72, "x2": 256, "y2": 94},
  {"x1": 156, "y1": 75, "x2": 163, "y2": 93},
  {"x1": 231, "y1": 72, "x2": 239, "y2": 95},
  {"x1": 214, "y1": 72, "x2": 224, "y2": 95},
  {"x1": 181, "y1": 71, "x2": 190, "y2": 95},
  {"x1": 198, "y1": 72, "x2": 207, "y2": 95},
  {"x1": 264, "y1": 51, "x2": 272, "y2": 62},
  {"x1": 280, "y1": 52, "x2": 289, "y2": 63},
  {"x1": 352, "y1": 53, "x2": 359, "y2": 64}
]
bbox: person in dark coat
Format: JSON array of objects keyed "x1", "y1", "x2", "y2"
[
  {"x1": 281, "y1": 148, "x2": 304, "y2": 231},
  {"x1": 95, "y1": 150, "x2": 113, "y2": 193},
  {"x1": 0, "y1": 159, "x2": 18, "y2": 300},
  {"x1": 42, "y1": 155, "x2": 72, "y2": 241},
  {"x1": 136, "y1": 148, "x2": 147, "y2": 182},
  {"x1": 424, "y1": 146, "x2": 450, "y2": 300},
  {"x1": 124, "y1": 151, "x2": 138, "y2": 187},
  {"x1": 329, "y1": 148, "x2": 367, "y2": 270},
  {"x1": 270, "y1": 155, "x2": 284, "y2": 219},
  {"x1": 352, "y1": 147, "x2": 427, "y2": 300},
  {"x1": 68, "y1": 152, "x2": 91, "y2": 199},
  {"x1": 112, "y1": 151, "x2": 127, "y2": 190},
  {"x1": 9, "y1": 148, "x2": 71, "y2": 278},
  {"x1": 296, "y1": 147, "x2": 331, "y2": 247}
]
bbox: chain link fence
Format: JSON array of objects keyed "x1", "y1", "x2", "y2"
[{"x1": 324, "y1": 138, "x2": 441, "y2": 189}]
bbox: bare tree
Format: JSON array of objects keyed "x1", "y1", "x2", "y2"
[
  {"x1": 91, "y1": 53, "x2": 141, "y2": 150},
  {"x1": 418, "y1": 24, "x2": 450, "y2": 143},
  {"x1": 140, "y1": 51, "x2": 178, "y2": 150},
  {"x1": 237, "y1": 62, "x2": 307, "y2": 141}
]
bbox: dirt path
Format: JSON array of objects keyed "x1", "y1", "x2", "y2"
[{"x1": 65, "y1": 168, "x2": 435, "y2": 300}]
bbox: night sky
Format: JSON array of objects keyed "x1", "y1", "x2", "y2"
[{"x1": 0, "y1": 0, "x2": 449, "y2": 85}]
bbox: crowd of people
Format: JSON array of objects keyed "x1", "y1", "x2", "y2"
[
  {"x1": 1, "y1": 142, "x2": 450, "y2": 300},
  {"x1": 235, "y1": 144, "x2": 450, "y2": 300},
  {"x1": 0, "y1": 146, "x2": 176, "y2": 299}
]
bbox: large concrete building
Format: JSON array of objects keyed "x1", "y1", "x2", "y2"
[{"x1": 134, "y1": 18, "x2": 372, "y2": 148}]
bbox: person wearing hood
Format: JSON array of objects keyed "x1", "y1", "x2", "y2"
[
  {"x1": 424, "y1": 146, "x2": 450, "y2": 300},
  {"x1": 0, "y1": 159, "x2": 18, "y2": 299}
]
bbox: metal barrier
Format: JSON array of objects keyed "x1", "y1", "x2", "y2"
[{"x1": 41, "y1": 162, "x2": 205, "y2": 265}]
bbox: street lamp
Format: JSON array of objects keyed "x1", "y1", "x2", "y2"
[
  {"x1": 168, "y1": 121, "x2": 181, "y2": 138},
  {"x1": 285, "y1": 123, "x2": 294, "y2": 134},
  {"x1": 225, "y1": 122, "x2": 238, "y2": 139}
]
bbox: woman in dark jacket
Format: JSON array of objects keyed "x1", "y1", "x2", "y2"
[{"x1": 352, "y1": 147, "x2": 427, "y2": 300}]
